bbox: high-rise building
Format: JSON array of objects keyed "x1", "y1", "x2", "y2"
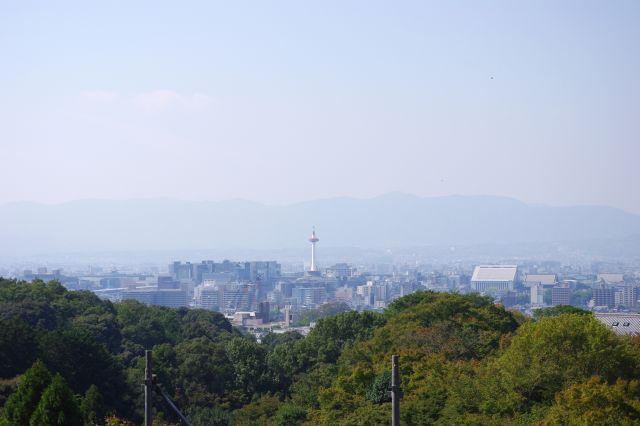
[
  {"x1": 619, "y1": 286, "x2": 639, "y2": 308},
  {"x1": 551, "y1": 285, "x2": 571, "y2": 306},
  {"x1": 170, "y1": 260, "x2": 281, "y2": 284},
  {"x1": 530, "y1": 283, "x2": 544, "y2": 305},
  {"x1": 194, "y1": 285, "x2": 220, "y2": 311},
  {"x1": 219, "y1": 283, "x2": 253, "y2": 312},
  {"x1": 122, "y1": 289, "x2": 187, "y2": 308},
  {"x1": 594, "y1": 285, "x2": 615, "y2": 308},
  {"x1": 292, "y1": 286, "x2": 326, "y2": 306}
]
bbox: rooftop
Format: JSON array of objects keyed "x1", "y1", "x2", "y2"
[
  {"x1": 471, "y1": 265, "x2": 517, "y2": 282},
  {"x1": 595, "y1": 313, "x2": 640, "y2": 336},
  {"x1": 524, "y1": 274, "x2": 557, "y2": 285}
]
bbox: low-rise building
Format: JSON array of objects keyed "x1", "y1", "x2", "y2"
[{"x1": 471, "y1": 265, "x2": 517, "y2": 292}]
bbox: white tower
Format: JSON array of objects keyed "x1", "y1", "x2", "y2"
[{"x1": 308, "y1": 228, "x2": 319, "y2": 272}]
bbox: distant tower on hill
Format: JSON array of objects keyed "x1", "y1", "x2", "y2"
[{"x1": 308, "y1": 228, "x2": 319, "y2": 273}]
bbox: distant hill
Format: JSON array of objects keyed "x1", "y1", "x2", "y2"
[{"x1": 1, "y1": 193, "x2": 639, "y2": 256}]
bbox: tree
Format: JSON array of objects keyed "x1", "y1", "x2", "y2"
[
  {"x1": 477, "y1": 314, "x2": 640, "y2": 417},
  {"x1": 230, "y1": 394, "x2": 281, "y2": 426},
  {"x1": 3, "y1": 360, "x2": 52, "y2": 426},
  {"x1": 29, "y1": 374, "x2": 83, "y2": 426},
  {"x1": 173, "y1": 337, "x2": 234, "y2": 407},
  {"x1": 185, "y1": 406, "x2": 231, "y2": 426},
  {"x1": 225, "y1": 337, "x2": 267, "y2": 398},
  {"x1": 81, "y1": 384, "x2": 105, "y2": 426},
  {"x1": 544, "y1": 377, "x2": 640, "y2": 425},
  {"x1": 272, "y1": 404, "x2": 307, "y2": 426},
  {"x1": 38, "y1": 326, "x2": 127, "y2": 413},
  {"x1": 0, "y1": 318, "x2": 38, "y2": 378},
  {"x1": 533, "y1": 305, "x2": 590, "y2": 320},
  {"x1": 365, "y1": 371, "x2": 391, "y2": 404}
]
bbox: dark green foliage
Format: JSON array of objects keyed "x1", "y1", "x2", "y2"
[
  {"x1": 533, "y1": 304, "x2": 591, "y2": 320},
  {"x1": 0, "y1": 318, "x2": 37, "y2": 377},
  {"x1": 185, "y1": 406, "x2": 231, "y2": 426},
  {"x1": 29, "y1": 374, "x2": 83, "y2": 426},
  {"x1": 3, "y1": 360, "x2": 52, "y2": 426},
  {"x1": 302, "y1": 310, "x2": 386, "y2": 364},
  {"x1": 260, "y1": 331, "x2": 303, "y2": 349},
  {"x1": 5, "y1": 279, "x2": 640, "y2": 425},
  {"x1": 38, "y1": 326, "x2": 126, "y2": 406},
  {"x1": 173, "y1": 337, "x2": 234, "y2": 406},
  {"x1": 288, "y1": 363, "x2": 337, "y2": 409},
  {"x1": 0, "y1": 378, "x2": 18, "y2": 409},
  {"x1": 225, "y1": 337, "x2": 267, "y2": 398},
  {"x1": 230, "y1": 394, "x2": 281, "y2": 425},
  {"x1": 272, "y1": 404, "x2": 307, "y2": 426},
  {"x1": 365, "y1": 370, "x2": 391, "y2": 404},
  {"x1": 81, "y1": 385, "x2": 105, "y2": 426}
]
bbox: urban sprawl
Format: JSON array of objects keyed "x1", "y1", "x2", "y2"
[{"x1": 9, "y1": 230, "x2": 640, "y2": 339}]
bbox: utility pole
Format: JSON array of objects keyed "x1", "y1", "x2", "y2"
[
  {"x1": 144, "y1": 350, "x2": 153, "y2": 426},
  {"x1": 391, "y1": 354, "x2": 400, "y2": 426}
]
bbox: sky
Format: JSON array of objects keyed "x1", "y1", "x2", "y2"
[{"x1": 1, "y1": 1, "x2": 639, "y2": 212}]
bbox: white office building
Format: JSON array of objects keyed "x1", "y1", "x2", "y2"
[{"x1": 471, "y1": 265, "x2": 517, "y2": 292}]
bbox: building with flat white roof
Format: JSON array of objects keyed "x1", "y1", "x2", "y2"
[
  {"x1": 524, "y1": 274, "x2": 557, "y2": 287},
  {"x1": 471, "y1": 265, "x2": 517, "y2": 292}
]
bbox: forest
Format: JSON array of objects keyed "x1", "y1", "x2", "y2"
[{"x1": 1, "y1": 278, "x2": 640, "y2": 425}]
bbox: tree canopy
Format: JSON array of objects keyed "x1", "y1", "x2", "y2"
[{"x1": 3, "y1": 279, "x2": 640, "y2": 425}]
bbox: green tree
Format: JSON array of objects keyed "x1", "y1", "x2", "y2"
[
  {"x1": 29, "y1": 374, "x2": 83, "y2": 426},
  {"x1": 225, "y1": 337, "x2": 267, "y2": 398},
  {"x1": 0, "y1": 318, "x2": 38, "y2": 378},
  {"x1": 3, "y1": 360, "x2": 52, "y2": 426},
  {"x1": 230, "y1": 394, "x2": 281, "y2": 426},
  {"x1": 272, "y1": 404, "x2": 307, "y2": 426},
  {"x1": 81, "y1": 384, "x2": 105, "y2": 426},
  {"x1": 173, "y1": 337, "x2": 234, "y2": 407},
  {"x1": 477, "y1": 314, "x2": 640, "y2": 417},
  {"x1": 260, "y1": 331, "x2": 303, "y2": 349},
  {"x1": 185, "y1": 406, "x2": 231, "y2": 426},
  {"x1": 533, "y1": 305, "x2": 591, "y2": 320},
  {"x1": 544, "y1": 377, "x2": 640, "y2": 425},
  {"x1": 38, "y1": 326, "x2": 127, "y2": 413},
  {"x1": 365, "y1": 370, "x2": 391, "y2": 404}
]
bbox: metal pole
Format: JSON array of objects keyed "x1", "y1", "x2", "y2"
[
  {"x1": 144, "y1": 350, "x2": 153, "y2": 426},
  {"x1": 155, "y1": 384, "x2": 193, "y2": 426},
  {"x1": 391, "y1": 354, "x2": 400, "y2": 426}
]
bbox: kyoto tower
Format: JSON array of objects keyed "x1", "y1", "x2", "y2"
[{"x1": 308, "y1": 228, "x2": 319, "y2": 273}]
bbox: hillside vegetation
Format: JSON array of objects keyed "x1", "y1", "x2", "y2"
[{"x1": 1, "y1": 278, "x2": 640, "y2": 425}]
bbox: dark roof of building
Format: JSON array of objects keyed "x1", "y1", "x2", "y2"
[{"x1": 595, "y1": 312, "x2": 640, "y2": 335}]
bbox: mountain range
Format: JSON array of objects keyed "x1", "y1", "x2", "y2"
[{"x1": 1, "y1": 193, "x2": 639, "y2": 257}]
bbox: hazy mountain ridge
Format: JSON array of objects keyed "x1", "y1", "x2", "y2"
[{"x1": 1, "y1": 193, "x2": 639, "y2": 256}]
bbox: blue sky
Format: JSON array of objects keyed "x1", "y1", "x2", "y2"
[{"x1": 1, "y1": 1, "x2": 639, "y2": 212}]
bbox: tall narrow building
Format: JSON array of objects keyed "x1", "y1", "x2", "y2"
[{"x1": 308, "y1": 228, "x2": 319, "y2": 273}]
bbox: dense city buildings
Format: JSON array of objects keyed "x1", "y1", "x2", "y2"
[{"x1": 9, "y1": 227, "x2": 640, "y2": 338}]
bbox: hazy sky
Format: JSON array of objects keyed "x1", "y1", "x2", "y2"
[{"x1": 1, "y1": 1, "x2": 639, "y2": 212}]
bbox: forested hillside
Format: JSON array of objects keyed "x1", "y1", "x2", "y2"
[{"x1": 1, "y1": 278, "x2": 640, "y2": 425}]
